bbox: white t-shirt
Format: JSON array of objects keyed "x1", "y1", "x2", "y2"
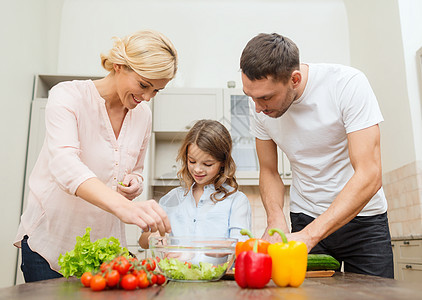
[{"x1": 250, "y1": 63, "x2": 388, "y2": 218}]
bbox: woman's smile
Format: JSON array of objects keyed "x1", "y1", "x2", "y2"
[{"x1": 132, "y1": 94, "x2": 142, "y2": 104}]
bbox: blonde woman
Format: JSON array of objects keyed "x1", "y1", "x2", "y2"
[{"x1": 15, "y1": 30, "x2": 177, "y2": 282}]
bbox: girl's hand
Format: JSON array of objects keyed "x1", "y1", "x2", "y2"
[{"x1": 117, "y1": 174, "x2": 143, "y2": 200}]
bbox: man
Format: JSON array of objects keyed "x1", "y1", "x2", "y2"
[{"x1": 241, "y1": 33, "x2": 393, "y2": 278}]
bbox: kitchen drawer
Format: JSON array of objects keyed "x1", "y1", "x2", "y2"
[
  {"x1": 395, "y1": 240, "x2": 422, "y2": 264},
  {"x1": 397, "y1": 263, "x2": 422, "y2": 283}
]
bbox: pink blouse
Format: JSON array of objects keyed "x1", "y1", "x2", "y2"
[{"x1": 14, "y1": 80, "x2": 152, "y2": 271}]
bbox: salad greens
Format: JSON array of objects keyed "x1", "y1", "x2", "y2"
[
  {"x1": 58, "y1": 227, "x2": 128, "y2": 278},
  {"x1": 158, "y1": 257, "x2": 228, "y2": 281}
]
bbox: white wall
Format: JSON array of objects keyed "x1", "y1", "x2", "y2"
[
  {"x1": 398, "y1": 0, "x2": 422, "y2": 162},
  {"x1": 0, "y1": 0, "x2": 64, "y2": 288},
  {"x1": 57, "y1": 0, "x2": 350, "y2": 88},
  {"x1": 344, "y1": 0, "x2": 415, "y2": 174}
]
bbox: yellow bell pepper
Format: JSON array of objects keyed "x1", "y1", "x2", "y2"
[{"x1": 267, "y1": 228, "x2": 308, "y2": 287}]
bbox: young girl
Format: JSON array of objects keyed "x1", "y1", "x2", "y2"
[{"x1": 139, "y1": 119, "x2": 251, "y2": 248}]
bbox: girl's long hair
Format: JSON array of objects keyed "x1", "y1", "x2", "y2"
[{"x1": 176, "y1": 119, "x2": 238, "y2": 202}]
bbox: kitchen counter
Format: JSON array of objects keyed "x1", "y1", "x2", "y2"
[
  {"x1": 1, "y1": 272, "x2": 421, "y2": 300},
  {"x1": 391, "y1": 235, "x2": 422, "y2": 240}
]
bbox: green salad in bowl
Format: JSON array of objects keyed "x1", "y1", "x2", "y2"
[{"x1": 150, "y1": 236, "x2": 237, "y2": 282}]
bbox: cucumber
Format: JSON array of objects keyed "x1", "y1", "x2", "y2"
[{"x1": 307, "y1": 254, "x2": 340, "y2": 271}]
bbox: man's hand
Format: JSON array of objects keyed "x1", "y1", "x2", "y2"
[
  {"x1": 285, "y1": 230, "x2": 317, "y2": 253},
  {"x1": 261, "y1": 220, "x2": 290, "y2": 243},
  {"x1": 118, "y1": 174, "x2": 143, "y2": 200}
]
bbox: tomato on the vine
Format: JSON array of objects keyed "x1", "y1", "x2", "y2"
[
  {"x1": 81, "y1": 272, "x2": 93, "y2": 287},
  {"x1": 149, "y1": 273, "x2": 157, "y2": 285},
  {"x1": 120, "y1": 274, "x2": 138, "y2": 290},
  {"x1": 90, "y1": 274, "x2": 106, "y2": 291},
  {"x1": 156, "y1": 274, "x2": 166, "y2": 285},
  {"x1": 114, "y1": 256, "x2": 131, "y2": 275},
  {"x1": 142, "y1": 258, "x2": 156, "y2": 271},
  {"x1": 128, "y1": 256, "x2": 138, "y2": 264},
  {"x1": 105, "y1": 269, "x2": 120, "y2": 288},
  {"x1": 100, "y1": 262, "x2": 111, "y2": 273},
  {"x1": 137, "y1": 272, "x2": 149, "y2": 289}
]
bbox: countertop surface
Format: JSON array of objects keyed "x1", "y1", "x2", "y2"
[
  {"x1": 1, "y1": 272, "x2": 421, "y2": 300},
  {"x1": 391, "y1": 235, "x2": 422, "y2": 240}
]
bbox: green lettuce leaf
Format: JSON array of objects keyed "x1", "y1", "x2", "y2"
[
  {"x1": 58, "y1": 227, "x2": 128, "y2": 278},
  {"x1": 158, "y1": 257, "x2": 228, "y2": 281}
]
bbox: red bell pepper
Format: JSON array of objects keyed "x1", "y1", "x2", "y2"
[
  {"x1": 235, "y1": 229, "x2": 270, "y2": 257},
  {"x1": 234, "y1": 240, "x2": 272, "y2": 289}
]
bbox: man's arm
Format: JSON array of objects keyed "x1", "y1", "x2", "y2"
[
  {"x1": 256, "y1": 138, "x2": 290, "y2": 243},
  {"x1": 288, "y1": 124, "x2": 383, "y2": 251}
]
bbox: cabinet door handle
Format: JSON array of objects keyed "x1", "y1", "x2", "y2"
[
  {"x1": 405, "y1": 265, "x2": 412, "y2": 269},
  {"x1": 403, "y1": 241, "x2": 410, "y2": 245}
]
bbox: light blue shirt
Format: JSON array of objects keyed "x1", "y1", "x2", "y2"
[{"x1": 159, "y1": 183, "x2": 251, "y2": 242}]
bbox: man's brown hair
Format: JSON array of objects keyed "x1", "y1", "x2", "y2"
[{"x1": 240, "y1": 33, "x2": 300, "y2": 83}]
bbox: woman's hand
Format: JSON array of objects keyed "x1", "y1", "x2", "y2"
[
  {"x1": 116, "y1": 199, "x2": 172, "y2": 236},
  {"x1": 118, "y1": 174, "x2": 143, "y2": 200},
  {"x1": 76, "y1": 178, "x2": 171, "y2": 235}
]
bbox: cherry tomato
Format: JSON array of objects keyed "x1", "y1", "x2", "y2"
[
  {"x1": 90, "y1": 274, "x2": 106, "y2": 291},
  {"x1": 105, "y1": 269, "x2": 120, "y2": 288},
  {"x1": 100, "y1": 262, "x2": 111, "y2": 273},
  {"x1": 184, "y1": 262, "x2": 192, "y2": 268},
  {"x1": 137, "y1": 272, "x2": 150, "y2": 289},
  {"x1": 81, "y1": 272, "x2": 93, "y2": 287},
  {"x1": 129, "y1": 257, "x2": 139, "y2": 264},
  {"x1": 149, "y1": 273, "x2": 157, "y2": 285},
  {"x1": 120, "y1": 274, "x2": 138, "y2": 290},
  {"x1": 115, "y1": 257, "x2": 131, "y2": 275},
  {"x1": 142, "y1": 258, "x2": 156, "y2": 271},
  {"x1": 156, "y1": 274, "x2": 166, "y2": 285}
]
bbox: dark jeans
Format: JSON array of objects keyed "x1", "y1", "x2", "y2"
[
  {"x1": 291, "y1": 212, "x2": 394, "y2": 278},
  {"x1": 21, "y1": 235, "x2": 63, "y2": 282}
]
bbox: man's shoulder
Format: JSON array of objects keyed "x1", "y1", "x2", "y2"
[{"x1": 309, "y1": 63, "x2": 361, "y2": 77}]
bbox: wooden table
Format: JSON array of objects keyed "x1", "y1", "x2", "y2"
[{"x1": 1, "y1": 272, "x2": 421, "y2": 300}]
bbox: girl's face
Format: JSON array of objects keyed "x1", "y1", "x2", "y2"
[
  {"x1": 114, "y1": 64, "x2": 170, "y2": 109},
  {"x1": 187, "y1": 143, "x2": 222, "y2": 188}
]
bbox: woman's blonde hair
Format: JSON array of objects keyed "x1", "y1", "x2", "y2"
[
  {"x1": 177, "y1": 119, "x2": 238, "y2": 202},
  {"x1": 101, "y1": 29, "x2": 178, "y2": 80}
]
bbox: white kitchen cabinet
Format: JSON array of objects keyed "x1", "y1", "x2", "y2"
[
  {"x1": 223, "y1": 89, "x2": 259, "y2": 182},
  {"x1": 150, "y1": 88, "x2": 292, "y2": 188},
  {"x1": 277, "y1": 148, "x2": 292, "y2": 180},
  {"x1": 153, "y1": 88, "x2": 224, "y2": 132},
  {"x1": 150, "y1": 88, "x2": 224, "y2": 187},
  {"x1": 392, "y1": 238, "x2": 422, "y2": 283}
]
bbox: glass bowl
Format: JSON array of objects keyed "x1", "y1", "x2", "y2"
[{"x1": 149, "y1": 236, "x2": 237, "y2": 282}]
